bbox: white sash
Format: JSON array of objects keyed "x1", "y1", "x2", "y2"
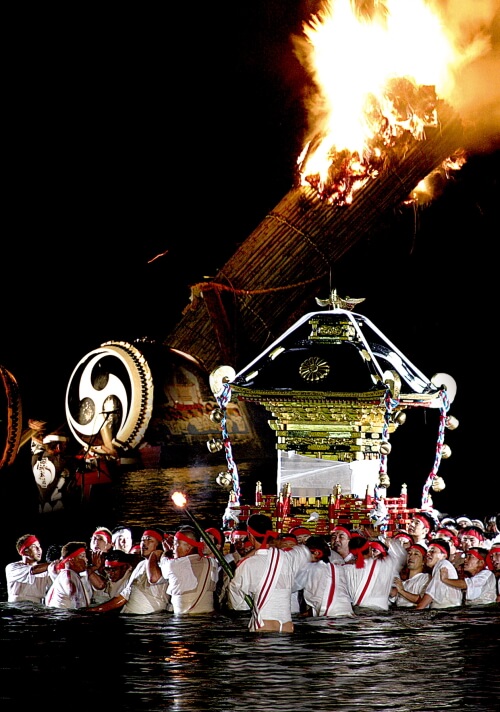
[{"x1": 250, "y1": 547, "x2": 283, "y2": 631}]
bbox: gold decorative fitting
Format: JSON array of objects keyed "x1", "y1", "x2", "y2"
[
  {"x1": 209, "y1": 408, "x2": 224, "y2": 424},
  {"x1": 445, "y1": 415, "x2": 459, "y2": 430},
  {"x1": 215, "y1": 472, "x2": 233, "y2": 488},
  {"x1": 383, "y1": 370, "x2": 401, "y2": 399},
  {"x1": 432, "y1": 476, "x2": 446, "y2": 492},
  {"x1": 440, "y1": 443, "x2": 452, "y2": 458},
  {"x1": 378, "y1": 473, "x2": 390, "y2": 487},
  {"x1": 315, "y1": 289, "x2": 366, "y2": 311},
  {"x1": 269, "y1": 347, "x2": 285, "y2": 360},
  {"x1": 393, "y1": 410, "x2": 407, "y2": 425},
  {"x1": 245, "y1": 370, "x2": 259, "y2": 382},
  {"x1": 299, "y1": 357, "x2": 330, "y2": 382},
  {"x1": 207, "y1": 438, "x2": 224, "y2": 453},
  {"x1": 380, "y1": 441, "x2": 392, "y2": 455},
  {"x1": 309, "y1": 316, "x2": 356, "y2": 342}
]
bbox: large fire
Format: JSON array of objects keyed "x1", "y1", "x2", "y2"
[{"x1": 295, "y1": 0, "x2": 494, "y2": 205}]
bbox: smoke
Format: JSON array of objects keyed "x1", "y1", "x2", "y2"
[
  {"x1": 294, "y1": 1, "x2": 500, "y2": 153},
  {"x1": 434, "y1": 0, "x2": 500, "y2": 151}
]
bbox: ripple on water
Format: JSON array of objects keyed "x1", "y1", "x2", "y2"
[{"x1": 1, "y1": 465, "x2": 499, "y2": 712}]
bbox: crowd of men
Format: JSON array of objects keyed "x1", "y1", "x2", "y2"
[{"x1": 4, "y1": 510, "x2": 500, "y2": 633}]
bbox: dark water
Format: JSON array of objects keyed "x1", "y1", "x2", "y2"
[{"x1": 1, "y1": 464, "x2": 499, "y2": 712}]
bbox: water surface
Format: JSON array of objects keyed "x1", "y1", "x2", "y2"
[{"x1": 1, "y1": 463, "x2": 498, "y2": 712}]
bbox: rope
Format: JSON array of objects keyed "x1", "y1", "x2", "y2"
[
  {"x1": 378, "y1": 386, "x2": 399, "y2": 478},
  {"x1": 421, "y1": 388, "x2": 450, "y2": 509},
  {"x1": 371, "y1": 385, "x2": 399, "y2": 532},
  {"x1": 216, "y1": 382, "x2": 241, "y2": 510},
  {"x1": 189, "y1": 275, "x2": 324, "y2": 298}
]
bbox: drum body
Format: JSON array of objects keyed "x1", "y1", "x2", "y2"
[{"x1": 65, "y1": 340, "x2": 268, "y2": 467}]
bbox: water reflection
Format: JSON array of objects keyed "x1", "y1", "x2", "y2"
[
  {"x1": 1, "y1": 605, "x2": 499, "y2": 712},
  {"x1": 1, "y1": 464, "x2": 499, "y2": 712}
]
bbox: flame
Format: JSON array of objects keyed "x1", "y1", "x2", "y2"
[
  {"x1": 294, "y1": 0, "x2": 494, "y2": 205},
  {"x1": 172, "y1": 491, "x2": 187, "y2": 507}
]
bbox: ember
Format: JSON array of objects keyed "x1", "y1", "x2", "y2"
[
  {"x1": 298, "y1": 80, "x2": 447, "y2": 205},
  {"x1": 294, "y1": 0, "x2": 485, "y2": 205}
]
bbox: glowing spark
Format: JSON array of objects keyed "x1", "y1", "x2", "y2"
[
  {"x1": 172, "y1": 491, "x2": 187, "y2": 508},
  {"x1": 294, "y1": 0, "x2": 491, "y2": 205},
  {"x1": 147, "y1": 249, "x2": 169, "y2": 264}
]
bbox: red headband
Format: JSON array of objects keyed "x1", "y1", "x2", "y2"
[
  {"x1": 436, "y1": 530, "x2": 459, "y2": 547},
  {"x1": 93, "y1": 529, "x2": 112, "y2": 543},
  {"x1": 247, "y1": 524, "x2": 277, "y2": 548},
  {"x1": 104, "y1": 559, "x2": 125, "y2": 568},
  {"x1": 309, "y1": 548, "x2": 325, "y2": 559},
  {"x1": 429, "y1": 543, "x2": 448, "y2": 557},
  {"x1": 410, "y1": 544, "x2": 428, "y2": 557},
  {"x1": 466, "y1": 549, "x2": 486, "y2": 562},
  {"x1": 19, "y1": 535, "x2": 39, "y2": 554},
  {"x1": 280, "y1": 536, "x2": 297, "y2": 551},
  {"x1": 461, "y1": 528, "x2": 485, "y2": 541},
  {"x1": 414, "y1": 514, "x2": 432, "y2": 529},
  {"x1": 351, "y1": 540, "x2": 370, "y2": 568},
  {"x1": 175, "y1": 531, "x2": 204, "y2": 553},
  {"x1": 290, "y1": 527, "x2": 311, "y2": 537},
  {"x1": 57, "y1": 547, "x2": 86, "y2": 570},
  {"x1": 332, "y1": 526, "x2": 351, "y2": 538},
  {"x1": 205, "y1": 528, "x2": 222, "y2": 545},
  {"x1": 368, "y1": 541, "x2": 387, "y2": 557},
  {"x1": 394, "y1": 532, "x2": 413, "y2": 542},
  {"x1": 485, "y1": 547, "x2": 500, "y2": 571},
  {"x1": 143, "y1": 529, "x2": 163, "y2": 543}
]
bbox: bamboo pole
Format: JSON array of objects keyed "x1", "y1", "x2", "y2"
[
  {"x1": 165, "y1": 109, "x2": 463, "y2": 374},
  {"x1": 172, "y1": 495, "x2": 254, "y2": 609}
]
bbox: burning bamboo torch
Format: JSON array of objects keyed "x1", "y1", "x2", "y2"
[{"x1": 171, "y1": 491, "x2": 253, "y2": 609}]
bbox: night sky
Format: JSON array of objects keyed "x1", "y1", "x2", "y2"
[{"x1": 2, "y1": 2, "x2": 500, "y2": 521}]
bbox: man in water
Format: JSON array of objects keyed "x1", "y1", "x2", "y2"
[
  {"x1": 84, "y1": 528, "x2": 170, "y2": 614},
  {"x1": 407, "y1": 512, "x2": 436, "y2": 547},
  {"x1": 147, "y1": 525, "x2": 218, "y2": 615},
  {"x1": 390, "y1": 543, "x2": 430, "y2": 607},
  {"x1": 440, "y1": 547, "x2": 496, "y2": 606},
  {"x1": 228, "y1": 513, "x2": 312, "y2": 633},
  {"x1": 5, "y1": 533, "x2": 58, "y2": 604},
  {"x1": 45, "y1": 542, "x2": 94, "y2": 609},
  {"x1": 329, "y1": 525, "x2": 353, "y2": 564},
  {"x1": 486, "y1": 544, "x2": 500, "y2": 602},
  {"x1": 415, "y1": 539, "x2": 462, "y2": 610}
]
